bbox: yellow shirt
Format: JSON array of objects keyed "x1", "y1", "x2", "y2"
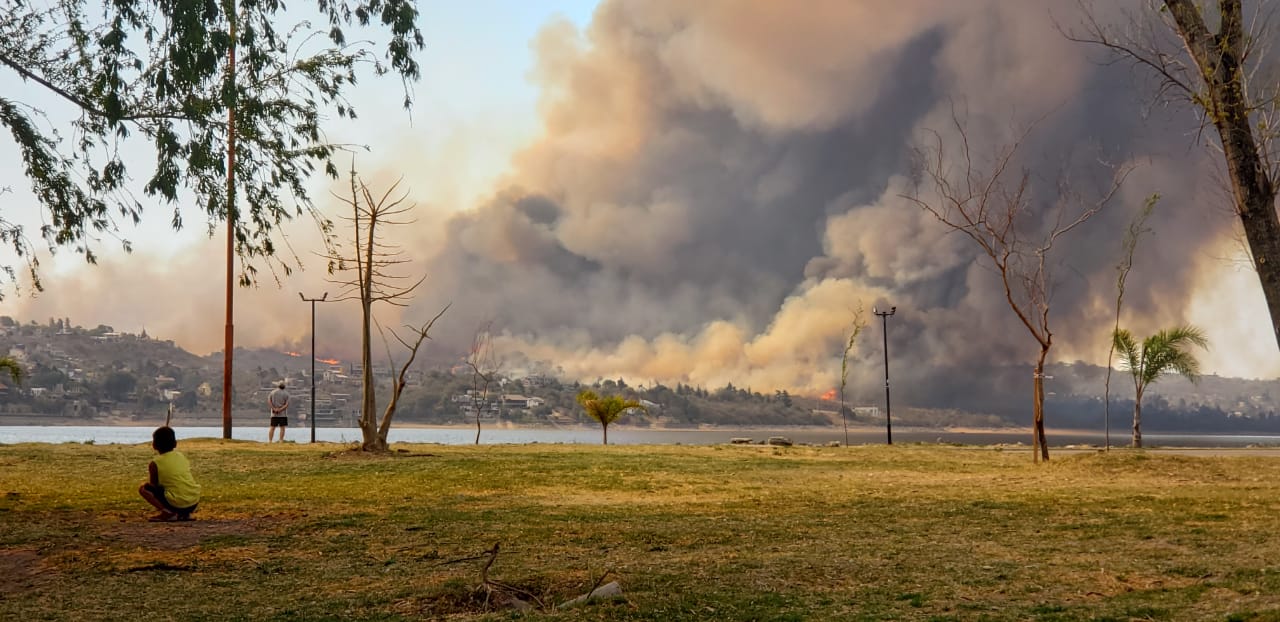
[{"x1": 153, "y1": 450, "x2": 201, "y2": 509}]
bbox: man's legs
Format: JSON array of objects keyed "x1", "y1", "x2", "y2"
[{"x1": 268, "y1": 425, "x2": 277, "y2": 442}]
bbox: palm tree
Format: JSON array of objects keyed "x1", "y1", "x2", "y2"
[
  {"x1": 576, "y1": 390, "x2": 645, "y2": 445},
  {"x1": 0, "y1": 356, "x2": 22, "y2": 385},
  {"x1": 1112, "y1": 325, "x2": 1208, "y2": 448}
]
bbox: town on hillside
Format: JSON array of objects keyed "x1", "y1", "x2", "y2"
[
  {"x1": 0, "y1": 317, "x2": 835, "y2": 428},
  {"x1": 5, "y1": 316, "x2": 1280, "y2": 433}
]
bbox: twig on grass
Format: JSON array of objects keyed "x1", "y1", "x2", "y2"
[{"x1": 440, "y1": 542, "x2": 547, "y2": 611}]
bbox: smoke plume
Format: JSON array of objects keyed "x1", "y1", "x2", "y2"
[{"x1": 10, "y1": 0, "x2": 1275, "y2": 408}]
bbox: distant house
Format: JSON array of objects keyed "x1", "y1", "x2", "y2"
[{"x1": 501, "y1": 394, "x2": 546, "y2": 409}]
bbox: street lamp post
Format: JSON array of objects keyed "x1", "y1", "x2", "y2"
[
  {"x1": 873, "y1": 306, "x2": 896, "y2": 445},
  {"x1": 299, "y1": 292, "x2": 328, "y2": 443}
]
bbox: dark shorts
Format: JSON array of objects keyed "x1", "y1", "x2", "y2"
[
  {"x1": 142, "y1": 483, "x2": 198, "y2": 515},
  {"x1": 270, "y1": 416, "x2": 288, "y2": 427}
]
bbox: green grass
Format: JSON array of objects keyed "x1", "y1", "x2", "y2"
[{"x1": 3, "y1": 441, "x2": 1280, "y2": 620}]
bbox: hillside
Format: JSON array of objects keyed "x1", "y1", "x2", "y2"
[{"x1": 4, "y1": 316, "x2": 1280, "y2": 432}]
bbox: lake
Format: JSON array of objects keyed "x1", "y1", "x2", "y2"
[{"x1": 3, "y1": 424, "x2": 1280, "y2": 447}]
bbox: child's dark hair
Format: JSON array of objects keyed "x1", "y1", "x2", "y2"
[{"x1": 152, "y1": 426, "x2": 177, "y2": 453}]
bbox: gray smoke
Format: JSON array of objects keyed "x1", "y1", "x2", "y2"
[
  {"x1": 11, "y1": 1, "x2": 1272, "y2": 403},
  {"x1": 398, "y1": 0, "x2": 1251, "y2": 398}
]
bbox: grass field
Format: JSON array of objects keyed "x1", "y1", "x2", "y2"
[{"x1": 2, "y1": 440, "x2": 1280, "y2": 621}]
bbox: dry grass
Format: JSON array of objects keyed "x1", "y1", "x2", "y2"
[{"x1": 2, "y1": 441, "x2": 1280, "y2": 620}]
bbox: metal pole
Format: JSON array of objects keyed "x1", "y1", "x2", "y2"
[
  {"x1": 300, "y1": 292, "x2": 328, "y2": 444},
  {"x1": 874, "y1": 306, "x2": 896, "y2": 445}
]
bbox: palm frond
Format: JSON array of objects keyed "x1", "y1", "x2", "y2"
[{"x1": 1135, "y1": 324, "x2": 1209, "y2": 386}]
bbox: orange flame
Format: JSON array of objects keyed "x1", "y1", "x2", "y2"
[
  {"x1": 318, "y1": 358, "x2": 340, "y2": 365},
  {"x1": 284, "y1": 351, "x2": 302, "y2": 357},
  {"x1": 820, "y1": 389, "x2": 837, "y2": 401}
]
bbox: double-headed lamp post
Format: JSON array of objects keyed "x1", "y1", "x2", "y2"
[
  {"x1": 873, "y1": 306, "x2": 896, "y2": 445},
  {"x1": 299, "y1": 292, "x2": 328, "y2": 443}
]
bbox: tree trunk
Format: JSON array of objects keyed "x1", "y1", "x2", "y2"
[
  {"x1": 602, "y1": 422, "x2": 609, "y2": 446},
  {"x1": 1033, "y1": 347, "x2": 1050, "y2": 462},
  {"x1": 358, "y1": 193, "x2": 381, "y2": 451},
  {"x1": 475, "y1": 410, "x2": 481, "y2": 445},
  {"x1": 1166, "y1": 0, "x2": 1280, "y2": 349},
  {"x1": 359, "y1": 298, "x2": 382, "y2": 451},
  {"x1": 377, "y1": 379, "x2": 404, "y2": 449},
  {"x1": 1132, "y1": 388, "x2": 1144, "y2": 448}
]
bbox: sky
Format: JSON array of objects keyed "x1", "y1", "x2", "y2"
[{"x1": 4, "y1": 1, "x2": 1280, "y2": 405}]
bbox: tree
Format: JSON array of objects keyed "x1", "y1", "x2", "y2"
[
  {"x1": 904, "y1": 107, "x2": 1130, "y2": 462},
  {"x1": 174, "y1": 390, "x2": 199, "y2": 411},
  {"x1": 576, "y1": 390, "x2": 645, "y2": 445},
  {"x1": 1112, "y1": 325, "x2": 1209, "y2": 447},
  {"x1": 102, "y1": 370, "x2": 137, "y2": 401},
  {"x1": 465, "y1": 321, "x2": 500, "y2": 444},
  {"x1": 375, "y1": 305, "x2": 448, "y2": 445},
  {"x1": 839, "y1": 305, "x2": 867, "y2": 446},
  {"x1": 1071, "y1": 0, "x2": 1280, "y2": 349},
  {"x1": 0, "y1": 356, "x2": 22, "y2": 385},
  {"x1": 0, "y1": 0, "x2": 424, "y2": 296},
  {"x1": 324, "y1": 172, "x2": 426, "y2": 451},
  {"x1": 1104, "y1": 195, "x2": 1160, "y2": 450}
]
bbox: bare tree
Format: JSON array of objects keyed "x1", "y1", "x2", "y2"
[
  {"x1": 1104, "y1": 194, "x2": 1159, "y2": 451},
  {"x1": 466, "y1": 321, "x2": 501, "y2": 444},
  {"x1": 324, "y1": 171, "x2": 427, "y2": 451},
  {"x1": 903, "y1": 109, "x2": 1130, "y2": 462},
  {"x1": 374, "y1": 305, "x2": 449, "y2": 446},
  {"x1": 1070, "y1": 0, "x2": 1280, "y2": 348},
  {"x1": 839, "y1": 305, "x2": 867, "y2": 446}
]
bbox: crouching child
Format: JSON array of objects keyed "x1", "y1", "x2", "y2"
[{"x1": 138, "y1": 426, "x2": 201, "y2": 522}]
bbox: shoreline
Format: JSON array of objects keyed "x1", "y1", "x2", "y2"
[
  {"x1": 0, "y1": 417, "x2": 1269, "y2": 438},
  {"x1": 0, "y1": 416, "x2": 1029, "y2": 434}
]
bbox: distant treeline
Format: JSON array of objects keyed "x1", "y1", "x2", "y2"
[{"x1": 391, "y1": 373, "x2": 830, "y2": 427}]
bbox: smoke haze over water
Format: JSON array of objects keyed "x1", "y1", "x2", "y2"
[{"x1": 9, "y1": 1, "x2": 1279, "y2": 406}]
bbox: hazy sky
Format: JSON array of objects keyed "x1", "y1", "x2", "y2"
[{"x1": 4, "y1": 1, "x2": 1280, "y2": 399}]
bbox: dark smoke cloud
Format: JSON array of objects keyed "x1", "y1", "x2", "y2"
[
  {"x1": 11, "y1": 1, "x2": 1273, "y2": 401},
  {"x1": 397, "y1": 0, "x2": 1254, "y2": 398}
]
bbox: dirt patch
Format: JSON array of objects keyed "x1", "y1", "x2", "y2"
[
  {"x1": 0, "y1": 548, "x2": 46, "y2": 594},
  {"x1": 110, "y1": 517, "x2": 267, "y2": 550}
]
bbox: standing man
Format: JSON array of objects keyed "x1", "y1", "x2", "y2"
[{"x1": 268, "y1": 382, "x2": 290, "y2": 442}]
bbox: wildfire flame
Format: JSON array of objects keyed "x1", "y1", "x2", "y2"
[
  {"x1": 820, "y1": 389, "x2": 837, "y2": 401},
  {"x1": 281, "y1": 351, "x2": 339, "y2": 365}
]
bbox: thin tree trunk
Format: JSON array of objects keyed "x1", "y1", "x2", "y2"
[
  {"x1": 603, "y1": 423, "x2": 609, "y2": 445},
  {"x1": 360, "y1": 299, "x2": 379, "y2": 450},
  {"x1": 358, "y1": 192, "x2": 381, "y2": 451},
  {"x1": 475, "y1": 411, "x2": 481, "y2": 445},
  {"x1": 1033, "y1": 346, "x2": 1050, "y2": 462},
  {"x1": 1132, "y1": 388, "x2": 1144, "y2": 448}
]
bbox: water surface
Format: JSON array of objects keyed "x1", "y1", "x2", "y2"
[{"x1": 3, "y1": 425, "x2": 1278, "y2": 447}]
